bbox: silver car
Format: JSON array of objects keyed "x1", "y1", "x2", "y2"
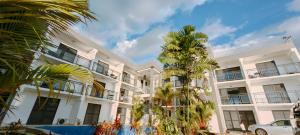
[{"x1": 248, "y1": 120, "x2": 294, "y2": 135}]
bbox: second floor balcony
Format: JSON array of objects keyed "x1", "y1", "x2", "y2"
[
  {"x1": 92, "y1": 62, "x2": 120, "y2": 80},
  {"x1": 253, "y1": 91, "x2": 300, "y2": 104},
  {"x1": 31, "y1": 79, "x2": 84, "y2": 94},
  {"x1": 88, "y1": 86, "x2": 118, "y2": 101},
  {"x1": 215, "y1": 67, "x2": 244, "y2": 82},
  {"x1": 220, "y1": 94, "x2": 251, "y2": 105},
  {"x1": 122, "y1": 76, "x2": 136, "y2": 86},
  {"x1": 41, "y1": 45, "x2": 91, "y2": 68},
  {"x1": 247, "y1": 62, "x2": 300, "y2": 79},
  {"x1": 119, "y1": 95, "x2": 132, "y2": 103},
  {"x1": 216, "y1": 71, "x2": 243, "y2": 82}
]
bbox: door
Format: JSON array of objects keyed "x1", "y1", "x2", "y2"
[
  {"x1": 117, "y1": 107, "x2": 126, "y2": 124},
  {"x1": 224, "y1": 111, "x2": 256, "y2": 131},
  {"x1": 224, "y1": 111, "x2": 241, "y2": 130},
  {"x1": 239, "y1": 111, "x2": 256, "y2": 130},
  {"x1": 83, "y1": 103, "x2": 101, "y2": 124},
  {"x1": 268, "y1": 120, "x2": 293, "y2": 135},
  {"x1": 27, "y1": 97, "x2": 60, "y2": 125}
]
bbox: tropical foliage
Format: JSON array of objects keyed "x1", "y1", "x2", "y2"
[
  {"x1": 130, "y1": 97, "x2": 144, "y2": 135},
  {"x1": 155, "y1": 25, "x2": 218, "y2": 134},
  {"x1": 0, "y1": 0, "x2": 97, "y2": 119},
  {"x1": 95, "y1": 118, "x2": 122, "y2": 135}
]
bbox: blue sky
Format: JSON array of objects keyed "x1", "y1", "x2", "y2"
[{"x1": 77, "y1": 0, "x2": 300, "y2": 64}]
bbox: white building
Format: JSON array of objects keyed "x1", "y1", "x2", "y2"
[
  {"x1": 1, "y1": 29, "x2": 162, "y2": 126},
  {"x1": 2, "y1": 28, "x2": 300, "y2": 134},
  {"x1": 209, "y1": 40, "x2": 300, "y2": 133}
]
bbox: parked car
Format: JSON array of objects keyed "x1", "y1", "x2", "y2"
[{"x1": 248, "y1": 120, "x2": 294, "y2": 135}]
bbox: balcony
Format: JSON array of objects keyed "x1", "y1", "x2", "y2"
[
  {"x1": 92, "y1": 62, "x2": 120, "y2": 80},
  {"x1": 119, "y1": 95, "x2": 132, "y2": 103},
  {"x1": 216, "y1": 71, "x2": 243, "y2": 82},
  {"x1": 41, "y1": 46, "x2": 91, "y2": 68},
  {"x1": 31, "y1": 79, "x2": 84, "y2": 94},
  {"x1": 88, "y1": 86, "x2": 118, "y2": 101},
  {"x1": 253, "y1": 91, "x2": 300, "y2": 104},
  {"x1": 220, "y1": 94, "x2": 251, "y2": 105},
  {"x1": 247, "y1": 63, "x2": 300, "y2": 79},
  {"x1": 122, "y1": 76, "x2": 136, "y2": 86}
]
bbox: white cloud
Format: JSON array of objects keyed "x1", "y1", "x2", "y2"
[
  {"x1": 212, "y1": 16, "x2": 300, "y2": 55},
  {"x1": 201, "y1": 18, "x2": 237, "y2": 40},
  {"x1": 82, "y1": 0, "x2": 207, "y2": 45},
  {"x1": 287, "y1": 0, "x2": 300, "y2": 12},
  {"x1": 113, "y1": 25, "x2": 170, "y2": 62}
]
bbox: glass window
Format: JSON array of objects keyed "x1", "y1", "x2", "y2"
[
  {"x1": 256, "y1": 61, "x2": 279, "y2": 77},
  {"x1": 273, "y1": 110, "x2": 290, "y2": 120}
]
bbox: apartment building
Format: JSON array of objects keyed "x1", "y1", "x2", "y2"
[
  {"x1": 0, "y1": 29, "x2": 162, "y2": 126},
  {"x1": 209, "y1": 40, "x2": 300, "y2": 133}
]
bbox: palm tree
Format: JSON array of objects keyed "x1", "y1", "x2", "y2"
[
  {"x1": 154, "y1": 83, "x2": 176, "y2": 108},
  {"x1": 0, "y1": 0, "x2": 98, "y2": 122},
  {"x1": 131, "y1": 97, "x2": 144, "y2": 135},
  {"x1": 158, "y1": 25, "x2": 218, "y2": 134}
]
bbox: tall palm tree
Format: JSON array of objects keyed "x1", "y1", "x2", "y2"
[
  {"x1": 0, "y1": 0, "x2": 99, "y2": 122},
  {"x1": 158, "y1": 25, "x2": 218, "y2": 134}
]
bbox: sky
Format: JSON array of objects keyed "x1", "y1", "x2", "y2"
[{"x1": 76, "y1": 0, "x2": 300, "y2": 64}]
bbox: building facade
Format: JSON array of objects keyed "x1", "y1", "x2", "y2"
[
  {"x1": 209, "y1": 40, "x2": 300, "y2": 133},
  {"x1": 2, "y1": 28, "x2": 300, "y2": 134},
  {"x1": 1, "y1": 29, "x2": 162, "y2": 126}
]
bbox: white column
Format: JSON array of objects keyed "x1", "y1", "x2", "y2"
[
  {"x1": 239, "y1": 58, "x2": 261, "y2": 124},
  {"x1": 208, "y1": 71, "x2": 226, "y2": 133}
]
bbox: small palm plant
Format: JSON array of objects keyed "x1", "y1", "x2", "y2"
[{"x1": 130, "y1": 97, "x2": 144, "y2": 135}]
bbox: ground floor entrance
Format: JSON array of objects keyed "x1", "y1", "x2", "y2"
[
  {"x1": 27, "y1": 97, "x2": 60, "y2": 125},
  {"x1": 83, "y1": 103, "x2": 101, "y2": 125},
  {"x1": 223, "y1": 110, "x2": 256, "y2": 131}
]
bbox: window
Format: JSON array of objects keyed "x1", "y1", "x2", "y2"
[
  {"x1": 256, "y1": 61, "x2": 279, "y2": 77},
  {"x1": 27, "y1": 97, "x2": 60, "y2": 125},
  {"x1": 90, "y1": 81, "x2": 105, "y2": 98},
  {"x1": 273, "y1": 110, "x2": 290, "y2": 120},
  {"x1": 272, "y1": 120, "x2": 291, "y2": 126},
  {"x1": 96, "y1": 61, "x2": 109, "y2": 75},
  {"x1": 57, "y1": 43, "x2": 77, "y2": 63},
  {"x1": 263, "y1": 84, "x2": 290, "y2": 103},
  {"x1": 83, "y1": 103, "x2": 101, "y2": 125},
  {"x1": 122, "y1": 72, "x2": 131, "y2": 83}
]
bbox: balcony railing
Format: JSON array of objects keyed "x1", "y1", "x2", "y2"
[
  {"x1": 247, "y1": 63, "x2": 300, "y2": 79},
  {"x1": 122, "y1": 76, "x2": 136, "y2": 86},
  {"x1": 220, "y1": 94, "x2": 251, "y2": 105},
  {"x1": 92, "y1": 62, "x2": 120, "y2": 80},
  {"x1": 253, "y1": 91, "x2": 300, "y2": 104},
  {"x1": 88, "y1": 86, "x2": 118, "y2": 100},
  {"x1": 216, "y1": 71, "x2": 243, "y2": 82},
  {"x1": 31, "y1": 79, "x2": 84, "y2": 94},
  {"x1": 41, "y1": 46, "x2": 91, "y2": 68},
  {"x1": 119, "y1": 95, "x2": 132, "y2": 103}
]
